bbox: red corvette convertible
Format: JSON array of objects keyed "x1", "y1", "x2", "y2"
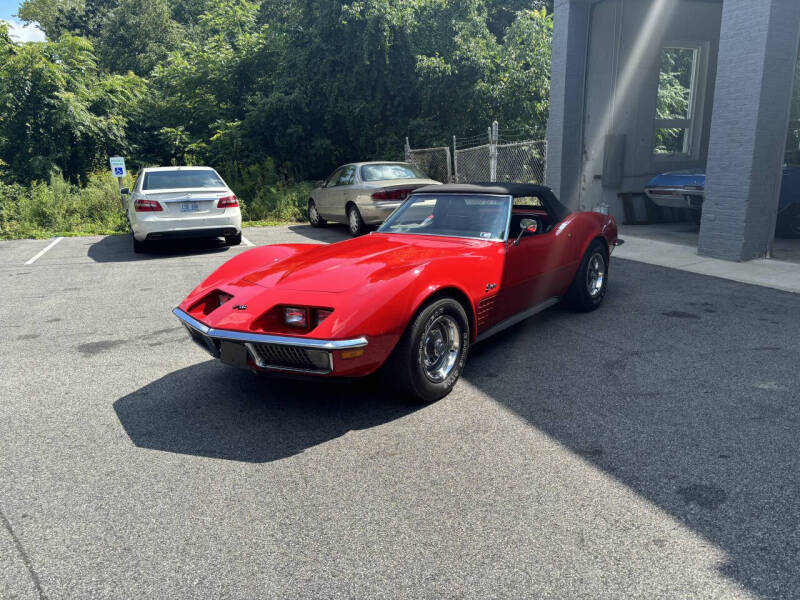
[{"x1": 174, "y1": 184, "x2": 620, "y2": 402}]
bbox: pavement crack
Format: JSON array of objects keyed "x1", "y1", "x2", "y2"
[{"x1": 0, "y1": 505, "x2": 48, "y2": 600}]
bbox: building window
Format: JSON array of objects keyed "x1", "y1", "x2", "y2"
[
  {"x1": 785, "y1": 47, "x2": 800, "y2": 166},
  {"x1": 653, "y1": 46, "x2": 700, "y2": 156}
]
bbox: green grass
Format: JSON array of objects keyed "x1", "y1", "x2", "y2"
[
  {"x1": 242, "y1": 219, "x2": 298, "y2": 228},
  {"x1": 0, "y1": 172, "x2": 312, "y2": 240}
]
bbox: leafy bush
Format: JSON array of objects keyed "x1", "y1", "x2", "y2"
[
  {"x1": 240, "y1": 182, "x2": 314, "y2": 223},
  {"x1": 0, "y1": 171, "x2": 128, "y2": 239},
  {"x1": 0, "y1": 169, "x2": 312, "y2": 239},
  {"x1": 216, "y1": 159, "x2": 313, "y2": 222}
]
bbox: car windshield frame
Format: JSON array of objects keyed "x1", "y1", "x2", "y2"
[
  {"x1": 142, "y1": 169, "x2": 226, "y2": 191},
  {"x1": 360, "y1": 163, "x2": 426, "y2": 182},
  {"x1": 377, "y1": 193, "x2": 513, "y2": 242}
]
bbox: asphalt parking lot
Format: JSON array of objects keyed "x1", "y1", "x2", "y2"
[{"x1": 1, "y1": 225, "x2": 799, "y2": 599}]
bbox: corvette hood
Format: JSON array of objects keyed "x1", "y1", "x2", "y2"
[{"x1": 241, "y1": 233, "x2": 495, "y2": 293}]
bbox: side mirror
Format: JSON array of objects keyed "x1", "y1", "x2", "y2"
[
  {"x1": 513, "y1": 218, "x2": 539, "y2": 245},
  {"x1": 120, "y1": 187, "x2": 130, "y2": 196},
  {"x1": 316, "y1": 180, "x2": 326, "y2": 188}
]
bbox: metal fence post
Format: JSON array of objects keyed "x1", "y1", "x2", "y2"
[
  {"x1": 487, "y1": 127, "x2": 492, "y2": 181},
  {"x1": 452, "y1": 136, "x2": 458, "y2": 183},
  {"x1": 445, "y1": 148, "x2": 453, "y2": 183},
  {"x1": 489, "y1": 121, "x2": 498, "y2": 181}
]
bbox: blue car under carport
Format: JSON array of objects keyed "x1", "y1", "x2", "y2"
[{"x1": 645, "y1": 166, "x2": 800, "y2": 237}]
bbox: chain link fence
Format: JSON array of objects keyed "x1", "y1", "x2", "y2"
[
  {"x1": 405, "y1": 122, "x2": 546, "y2": 185},
  {"x1": 404, "y1": 141, "x2": 452, "y2": 183},
  {"x1": 495, "y1": 139, "x2": 547, "y2": 184},
  {"x1": 454, "y1": 144, "x2": 491, "y2": 183}
]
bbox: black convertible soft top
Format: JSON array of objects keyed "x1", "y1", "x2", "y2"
[{"x1": 413, "y1": 182, "x2": 571, "y2": 223}]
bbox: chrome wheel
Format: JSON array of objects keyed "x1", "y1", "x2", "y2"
[
  {"x1": 348, "y1": 207, "x2": 359, "y2": 232},
  {"x1": 586, "y1": 252, "x2": 605, "y2": 297},
  {"x1": 422, "y1": 315, "x2": 460, "y2": 383},
  {"x1": 309, "y1": 201, "x2": 320, "y2": 224}
]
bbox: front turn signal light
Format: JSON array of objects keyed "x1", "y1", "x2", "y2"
[{"x1": 340, "y1": 348, "x2": 365, "y2": 360}]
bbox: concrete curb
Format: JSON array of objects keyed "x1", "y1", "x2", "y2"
[{"x1": 614, "y1": 235, "x2": 800, "y2": 294}]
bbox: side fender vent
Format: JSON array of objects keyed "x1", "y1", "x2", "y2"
[{"x1": 476, "y1": 296, "x2": 497, "y2": 330}]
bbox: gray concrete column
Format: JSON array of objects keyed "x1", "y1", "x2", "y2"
[
  {"x1": 698, "y1": 0, "x2": 800, "y2": 261},
  {"x1": 545, "y1": 0, "x2": 591, "y2": 210}
]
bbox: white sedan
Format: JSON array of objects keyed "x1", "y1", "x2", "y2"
[{"x1": 123, "y1": 166, "x2": 242, "y2": 253}]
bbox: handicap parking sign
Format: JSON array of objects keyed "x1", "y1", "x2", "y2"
[{"x1": 109, "y1": 156, "x2": 126, "y2": 178}]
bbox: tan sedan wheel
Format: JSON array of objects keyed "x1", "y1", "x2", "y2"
[
  {"x1": 308, "y1": 199, "x2": 326, "y2": 227},
  {"x1": 347, "y1": 204, "x2": 366, "y2": 236}
]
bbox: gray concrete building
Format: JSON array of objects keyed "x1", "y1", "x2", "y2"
[{"x1": 546, "y1": 0, "x2": 800, "y2": 261}]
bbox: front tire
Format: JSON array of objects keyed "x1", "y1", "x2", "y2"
[
  {"x1": 565, "y1": 240, "x2": 608, "y2": 311},
  {"x1": 225, "y1": 232, "x2": 242, "y2": 246},
  {"x1": 308, "y1": 199, "x2": 326, "y2": 227},
  {"x1": 347, "y1": 204, "x2": 366, "y2": 236},
  {"x1": 386, "y1": 297, "x2": 470, "y2": 403}
]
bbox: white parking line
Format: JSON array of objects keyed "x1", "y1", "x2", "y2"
[
  {"x1": 24, "y1": 237, "x2": 64, "y2": 265},
  {"x1": 241, "y1": 236, "x2": 254, "y2": 247}
]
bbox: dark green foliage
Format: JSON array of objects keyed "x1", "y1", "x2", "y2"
[
  {"x1": 3, "y1": 1, "x2": 555, "y2": 236},
  {"x1": 0, "y1": 27, "x2": 145, "y2": 184}
]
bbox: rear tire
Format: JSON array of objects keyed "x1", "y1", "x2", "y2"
[
  {"x1": 386, "y1": 297, "x2": 470, "y2": 403},
  {"x1": 132, "y1": 237, "x2": 146, "y2": 254},
  {"x1": 225, "y1": 232, "x2": 242, "y2": 246},
  {"x1": 308, "y1": 199, "x2": 326, "y2": 227},
  {"x1": 565, "y1": 240, "x2": 608, "y2": 312},
  {"x1": 347, "y1": 204, "x2": 366, "y2": 236}
]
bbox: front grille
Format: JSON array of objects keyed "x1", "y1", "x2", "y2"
[{"x1": 248, "y1": 343, "x2": 329, "y2": 373}]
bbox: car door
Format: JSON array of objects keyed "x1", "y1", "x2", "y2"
[
  {"x1": 314, "y1": 167, "x2": 344, "y2": 219},
  {"x1": 329, "y1": 165, "x2": 357, "y2": 221},
  {"x1": 497, "y1": 221, "x2": 575, "y2": 319}
]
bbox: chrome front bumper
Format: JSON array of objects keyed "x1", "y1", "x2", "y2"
[
  {"x1": 644, "y1": 187, "x2": 704, "y2": 209},
  {"x1": 173, "y1": 308, "x2": 368, "y2": 375}
]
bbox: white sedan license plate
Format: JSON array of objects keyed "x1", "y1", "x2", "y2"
[{"x1": 180, "y1": 202, "x2": 199, "y2": 212}]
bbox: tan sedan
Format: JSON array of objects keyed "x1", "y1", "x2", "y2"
[{"x1": 308, "y1": 162, "x2": 441, "y2": 235}]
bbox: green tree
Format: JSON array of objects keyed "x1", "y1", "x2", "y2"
[
  {"x1": 97, "y1": 0, "x2": 182, "y2": 75},
  {"x1": 8, "y1": 0, "x2": 556, "y2": 184},
  {"x1": 54, "y1": 0, "x2": 119, "y2": 40},
  {"x1": 17, "y1": 0, "x2": 81, "y2": 39},
  {"x1": 0, "y1": 29, "x2": 145, "y2": 183}
]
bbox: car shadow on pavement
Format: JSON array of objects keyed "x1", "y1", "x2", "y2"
[
  {"x1": 87, "y1": 234, "x2": 232, "y2": 263},
  {"x1": 114, "y1": 360, "x2": 419, "y2": 463},
  {"x1": 287, "y1": 224, "x2": 355, "y2": 244},
  {"x1": 463, "y1": 259, "x2": 800, "y2": 599}
]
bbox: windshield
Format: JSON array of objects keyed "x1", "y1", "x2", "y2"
[
  {"x1": 378, "y1": 193, "x2": 511, "y2": 241},
  {"x1": 361, "y1": 163, "x2": 426, "y2": 182},
  {"x1": 143, "y1": 169, "x2": 226, "y2": 190}
]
